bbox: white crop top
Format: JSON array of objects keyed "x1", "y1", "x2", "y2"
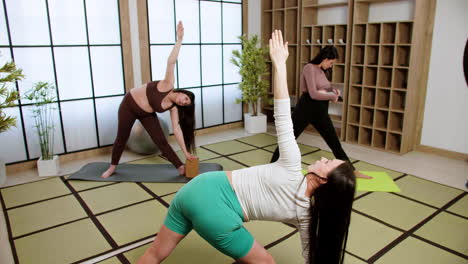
[{"x1": 232, "y1": 99, "x2": 312, "y2": 263}]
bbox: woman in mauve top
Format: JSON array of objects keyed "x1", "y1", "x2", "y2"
[
  {"x1": 101, "y1": 21, "x2": 197, "y2": 179},
  {"x1": 271, "y1": 46, "x2": 370, "y2": 179}
]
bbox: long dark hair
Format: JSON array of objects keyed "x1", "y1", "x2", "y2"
[
  {"x1": 309, "y1": 46, "x2": 339, "y2": 79},
  {"x1": 308, "y1": 162, "x2": 356, "y2": 264},
  {"x1": 173, "y1": 89, "x2": 196, "y2": 154}
]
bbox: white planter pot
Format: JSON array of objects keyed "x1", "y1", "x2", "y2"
[
  {"x1": 0, "y1": 160, "x2": 6, "y2": 186},
  {"x1": 37, "y1": 155, "x2": 60, "y2": 177},
  {"x1": 244, "y1": 113, "x2": 267, "y2": 134}
]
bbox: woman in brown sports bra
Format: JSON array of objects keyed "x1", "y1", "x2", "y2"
[{"x1": 102, "y1": 21, "x2": 197, "y2": 179}]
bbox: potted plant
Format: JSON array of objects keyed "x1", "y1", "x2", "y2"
[
  {"x1": 0, "y1": 56, "x2": 24, "y2": 185},
  {"x1": 231, "y1": 34, "x2": 271, "y2": 133},
  {"x1": 24, "y1": 82, "x2": 59, "y2": 177}
]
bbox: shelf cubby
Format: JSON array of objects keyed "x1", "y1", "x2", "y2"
[
  {"x1": 332, "y1": 65, "x2": 345, "y2": 84},
  {"x1": 380, "y1": 46, "x2": 394, "y2": 66},
  {"x1": 378, "y1": 67, "x2": 392, "y2": 87},
  {"x1": 389, "y1": 111, "x2": 403, "y2": 133},
  {"x1": 324, "y1": 25, "x2": 335, "y2": 44},
  {"x1": 285, "y1": 0, "x2": 298, "y2": 8},
  {"x1": 387, "y1": 133, "x2": 402, "y2": 152},
  {"x1": 349, "y1": 86, "x2": 362, "y2": 105},
  {"x1": 382, "y1": 23, "x2": 396, "y2": 44},
  {"x1": 361, "y1": 107, "x2": 374, "y2": 127},
  {"x1": 302, "y1": 27, "x2": 311, "y2": 45},
  {"x1": 312, "y1": 26, "x2": 323, "y2": 44},
  {"x1": 351, "y1": 66, "x2": 363, "y2": 85},
  {"x1": 359, "y1": 127, "x2": 372, "y2": 146},
  {"x1": 287, "y1": 46, "x2": 297, "y2": 96},
  {"x1": 302, "y1": 46, "x2": 311, "y2": 62},
  {"x1": 348, "y1": 106, "x2": 361, "y2": 124},
  {"x1": 352, "y1": 46, "x2": 365, "y2": 64},
  {"x1": 263, "y1": 0, "x2": 273, "y2": 10},
  {"x1": 375, "y1": 109, "x2": 388, "y2": 130},
  {"x1": 302, "y1": 7, "x2": 317, "y2": 26},
  {"x1": 354, "y1": 24, "x2": 366, "y2": 44},
  {"x1": 347, "y1": 125, "x2": 359, "y2": 143},
  {"x1": 396, "y1": 46, "x2": 411, "y2": 67},
  {"x1": 372, "y1": 130, "x2": 386, "y2": 149},
  {"x1": 335, "y1": 25, "x2": 347, "y2": 44},
  {"x1": 311, "y1": 46, "x2": 321, "y2": 59},
  {"x1": 376, "y1": 89, "x2": 390, "y2": 109},
  {"x1": 365, "y1": 45, "x2": 379, "y2": 65},
  {"x1": 273, "y1": 11, "x2": 285, "y2": 33},
  {"x1": 336, "y1": 45, "x2": 346, "y2": 64},
  {"x1": 362, "y1": 87, "x2": 376, "y2": 107},
  {"x1": 390, "y1": 90, "x2": 406, "y2": 111},
  {"x1": 262, "y1": 12, "x2": 273, "y2": 44},
  {"x1": 286, "y1": 10, "x2": 298, "y2": 44},
  {"x1": 367, "y1": 23, "x2": 380, "y2": 44},
  {"x1": 393, "y1": 68, "x2": 408, "y2": 89},
  {"x1": 364, "y1": 67, "x2": 377, "y2": 86},
  {"x1": 398, "y1": 22, "x2": 413, "y2": 44},
  {"x1": 273, "y1": 0, "x2": 284, "y2": 9}
]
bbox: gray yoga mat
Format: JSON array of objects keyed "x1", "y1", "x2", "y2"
[{"x1": 67, "y1": 162, "x2": 223, "y2": 183}]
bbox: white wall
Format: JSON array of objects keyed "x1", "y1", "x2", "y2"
[
  {"x1": 247, "y1": 0, "x2": 261, "y2": 37},
  {"x1": 421, "y1": 0, "x2": 468, "y2": 154}
]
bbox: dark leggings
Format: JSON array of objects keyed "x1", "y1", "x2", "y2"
[
  {"x1": 111, "y1": 93, "x2": 183, "y2": 168},
  {"x1": 270, "y1": 93, "x2": 354, "y2": 169}
]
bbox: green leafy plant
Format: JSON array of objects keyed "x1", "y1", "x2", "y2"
[
  {"x1": 0, "y1": 57, "x2": 24, "y2": 133},
  {"x1": 24, "y1": 82, "x2": 57, "y2": 160},
  {"x1": 231, "y1": 34, "x2": 270, "y2": 116}
]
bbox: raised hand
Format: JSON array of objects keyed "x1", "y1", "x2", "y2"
[
  {"x1": 269, "y1": 30, "x2": 289, "y2": 66},
  {"x1": 176, "y1": 21, "x2": 184, "y2": 42}
]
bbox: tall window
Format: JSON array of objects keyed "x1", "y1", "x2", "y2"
[
  {"x1": 147, "y1": 0, "x2": 243, "y2": 131},
  {"x1": 0, "y1": 0, "x2": 126, "y2": 164}
]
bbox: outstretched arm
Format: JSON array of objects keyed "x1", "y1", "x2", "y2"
[
  {"x1": 164, "y1": 21, "x2": 184, "y2": 86},
  {"x1": 269, "y1": 30, "x2": 289, "y2": 99},
  {"x1": 170, "y1": 107, "x2": 196, "y2": 161}
]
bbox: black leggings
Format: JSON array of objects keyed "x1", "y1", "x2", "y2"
[
  {"x1": 111, "y1": 93, "x2": 183, "y2": 168},
  {"x1": 270, "y1": 93, "x2": 354, "y2": 169}
]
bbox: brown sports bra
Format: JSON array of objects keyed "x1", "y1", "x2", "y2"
[{"x1": 146, "y1": 81, "x2": 176, "y2": 113}]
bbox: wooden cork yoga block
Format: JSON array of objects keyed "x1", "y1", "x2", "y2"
[{"x1": 185, "y1": 157, "x2": 199, "y2": 178}]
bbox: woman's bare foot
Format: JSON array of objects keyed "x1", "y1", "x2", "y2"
[
  {"x1": 355, "y1": 170, "x2": 372, "y2": 179},
  {"x1": 177, "y1": 165, "x2": 185, "y2": 176},
  {"x1": 101, "y1": 165, "x2": 117, "y2": 179}
]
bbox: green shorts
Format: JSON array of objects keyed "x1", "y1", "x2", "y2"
[{"x1": 164, "y1": 171, "x2": 254, "y2": 259}]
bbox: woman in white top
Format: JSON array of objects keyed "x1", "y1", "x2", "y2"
[{"x1": 137, "y1": 30, "x2": 356, "y2": 264}]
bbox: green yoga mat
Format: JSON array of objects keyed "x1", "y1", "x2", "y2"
[
  {"x1": 301, "y1": 169, "x2": 400, "y2": 192},
  {"x1": 67, "y1": 162, "x2": 223, "y2": 183}
]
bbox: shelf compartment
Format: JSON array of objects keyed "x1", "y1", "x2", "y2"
[
  {"x1": 303, "y1": 7, "x2": 317, "y2": 26},
  {"x1": 380, "y1": 45, "x2": 394, "y2": 66},
  {"x1": 351, "y1": 66, "x2": 364, "y2": 85},
  {"x1": 273, "y1": 11, "x2": 285, "y2": 33},
  {"x1": 302, "y1": 27, "x2": 312, "y2": 45},
  {"x1": 374, "y1": 109, "x2": 388, "y2": 130},
  {"x1": 367, "y1": 23, "x2": 381, "y2": 44},
  {"x1": 390, "y1": 90, "x2": 406, "y2": 111},
  {"x1": 364, "y1": 67, "x2": 377, "y2": 86},
  {"x1": 372, "y1": 130, "x2": 386, "y2": 149},
  {"x1": 287, "y1": 46, "x2": 297, "y2": 96},
  {"x1": 365, "y1": 45, "x2": 379, "y2": 65},
  {"x1": 285, "y1": 0, "x2": 298, "y2": 8},
  {"x1": 387, "y1": 132, "x2": 402, "y2": 152},
  {"x1": 396, "y1": 46, "x2": 411, "y2": 67},
  {"x1": 349, "y1": 86, "x2": 362, "y2": 105},
  {"x1": 382, "y1": 23, "x2": 396, "y2": 44},
  {"x1": 263, "y1": 0, "x2": 273, "y2": 10},
  {"x1": 336, "y1": 45, "x2": 346, "y2": 64},
  {"x1": 301, "y1": 46, "x2": 311, "y2": 62},
  {"x1": 389, "y1": 111, "x2": 404, "y2": 132},
  {"x1": 347, "y1": 125, "x2": 359, "y2": 143},
  {"x1": 285, "y1": 10, "x2": 298, "y2": 44},
  {"x1": 377, "y1": 67, "x2": 392, "y2": 88},
  {"x1": 376, "y1": 89, "x2": 390, "y2": 109},
  {"x1": 262, "y1": 12, "x2": 273, "y2": 44},
  {"x1": 324, "y1": 25, "x2": 334, "y2": 44},
  {"x1": 311, "y1": 46, "x2": 321, "y2": 59},
  {"x1": 362, "y1": 87, "x2": 376, "y2": 107},
  {"x1": 348, "y1": 105, "x2": 361, "y2": 124},
  {"x1": 398, "y1": 22, "x2": 413, "y2": 44},
  {"x1": 352, "y1": 46, "x2": 365, "y2": 64},
  {"x1": 264, "y1": 62, "x2": 273, "y2": 93},
  {"x1": 334, "y1": 25, "x2": 347, "y2": 44},
  {"x1": 332, "y1": 64, "x2": 345, "y2": 84},
  {"x1": 393, "y1": 68, "x2": 408, "y2": 89},
  {"x1": 361, "y1": 107, "x2": 374, "y2": 127},
  {"x1": 273, "y1": 0, "x2": 284, "y2": 9},
  {"x1": 359, "y1": 127, "x2": 372, "y2": 146},
  {"x1": 312, "y1": 26, "x2": 323, "y2": 44},
  {"x1": 353, "y1": 24, "x2": 366, "y2": 44}
]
